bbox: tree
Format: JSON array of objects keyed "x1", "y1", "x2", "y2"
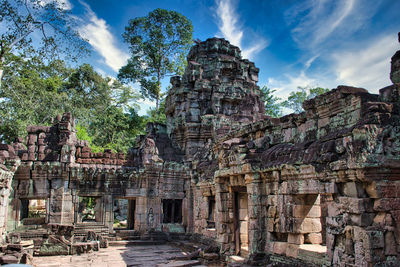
[
  {"x1": 0, "y1": 54, "x2": 72, "y2": 141},
  {"x1": 118, "y1": 8, "x2": 193, "y2": 109},
  {"x1": 0, "y1": 0, "x2": 88, "y2": 84},
  {"x1": 144, "y1": 97, "x2": 166, "y2": 124},
  {"x1": 0, "y1": 55, "x2": 142, "y2": 151},
  {"x1": 259, "y1": 86, "x2": 282, "y2": 117},
  {"x1": 282, "y1": 86, "x2": 329, "y2": 113}
]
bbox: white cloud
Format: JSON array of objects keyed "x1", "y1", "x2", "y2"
[
  {"x1": 267, "y1": 71, "x2": 319, "y2": 100},
  {"x1": 77, "y1": 2, "x2": 129, "y2": 72},
  {"x1": 332, "y1": 34, "x2": 398, "y2": 92},
  {"x1": 215, "y1": 0, "x2": 242, "y2": 47},
  {"x1": 215, "y1": 0, "x2": 268, "y2": 60},
  {"x1": 288, "y1": 0, "x2": 357, "y2": 48},
  {"x1": 39, "y1": 0, "x2": 72, "y2": 10}
]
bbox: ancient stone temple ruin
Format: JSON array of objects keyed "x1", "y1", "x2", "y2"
[{"x1": 1, "y1": 37, "x2": 400, "y2": 266}]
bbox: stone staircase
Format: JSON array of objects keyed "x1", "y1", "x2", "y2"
[
  {"x1": 13, "y1": 225, "x2": 48, "y2": 240},
  {"x1": 73, "y1": 223, "x2": 110, "y2": 239}
]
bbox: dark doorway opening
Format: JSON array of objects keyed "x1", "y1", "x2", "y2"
[
  {"x1": 20, "y1": 199, "x2": 47, "y2": 225},
  {"x1": 113, "y1": 198, "x2": 136, "y2": 230},
  {"x1": 207, "y1": 196, "x2": 216, "y2": 228},
  {"x1": 233, "y1": 190, "x2": 249, "y2": 257},
  {"x1": 162, "y1": 199, "x2": 182, "y2": 223},
  {"x1": 78, "y1": 196, "x2": 102, "y2": 222}
]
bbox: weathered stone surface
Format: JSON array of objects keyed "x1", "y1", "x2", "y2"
[{"x1": 0, "y1": 36, "x2": 399, "y2": 267}]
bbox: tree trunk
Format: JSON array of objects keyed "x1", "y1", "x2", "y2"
[
  {"x1": 0, "y1": 68, "x2": 3, "y2": 88},
  {"x1": 0, "y1": 55, "x2": 3, "y2": 88},
  {"x1": 156, "y1": 70, "x2": 161, "y2": 110},
  {"x1": 156, "y1": 95, "x2": 159, "y2": 110}
]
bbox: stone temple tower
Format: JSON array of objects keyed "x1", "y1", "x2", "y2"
[{"x1": 165, "y1": 38, "x2": 265, "y2": 160}]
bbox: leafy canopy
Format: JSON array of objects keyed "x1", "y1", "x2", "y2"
[
  {"x1": 0, "y1": 0, "x2": 88, "y2": 65},
  {"x1": 0, "y1": 54, "x2": 142, "y2": 152},
  {"x1": 282, "y1": 86, "x2": 329, "y2": 113},
  {"x1": 118, "y1": 8, "x2": 193, "y2": 109},
  {"x1": 259, "y1": 86, "x2": 282, "y2": 118}
]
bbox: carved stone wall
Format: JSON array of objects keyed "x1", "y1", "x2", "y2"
[
  {"x1": 6, "y1": 114, "x2": 188, "y2": 235},
  {"x1": 165, "y1": 38, "x2": 265, "y2": 161},
  {"x1": 1, "y1": 36, "x2": 400, "y2": 266}
]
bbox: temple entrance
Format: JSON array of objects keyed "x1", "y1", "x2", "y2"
[
  {"x1": 113, "y1": 198, "x2": 136, "y2": 229},
  {"x1": 78, "y1": 196, "x2": 102, "y2": 223},
  {"x1": 20, "y1": 199, "x2": 47, "y2": 225},
  {"x1": 234, "y1": 190, "x2": 248, "y2": 256},
  {"x1": 162, "y1": 199, "x2": 182, "y2": 223}
]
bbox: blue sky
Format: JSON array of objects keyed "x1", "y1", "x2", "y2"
[{"x1": 65, "y1": 0, "x2": 400, "y2": 114}]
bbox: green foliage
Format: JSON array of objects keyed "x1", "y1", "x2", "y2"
[
  {"x1": 81, "y1": 197, "x2": 96, "y2": 209},
  {"x1": 118, "y1": 8, "x2": 193, "y2": 109},
  {"x1": 0, "y1": 55, "x2": 71, "y2": 141},
  {"x1": 0, "y1": 53, "x2": 144, "y2": 152},
  {"x1": 144, "y1": 98, "x2": 166, "y2": 124},
  {"x1": 282, "y1": 86, "x2": 330, "y2": 113},
  {"x1": 259, "y1": 86, "x2": 282, "y2": 117},
  {"x1": 86, "y1": 106, "x2": 143, "y2": 152},
  {"x1": 0, "y1": 0, "x2": 88, "y2": 65}
]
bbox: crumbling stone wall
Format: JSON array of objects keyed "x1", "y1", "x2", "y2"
[
  {"x1": 166, "y1": 38, "x2": 265, "y2": 161},
  {"x1": 6, "y1": 113, "x2": 189, "y2": 236},
  {"x1": 1, "y1": 36, "x2": 400, "y2": 266},
  {"x1": 203, "y1": 45, "x2": 400, "y2": 265}
]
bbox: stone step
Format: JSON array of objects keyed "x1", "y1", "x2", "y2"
[
  {"x1": 156, "y1": 260, "x2": 202, "y2": 267},
  {"x1": 108, "y1": 240, "x2": 166, "y2": 246}
]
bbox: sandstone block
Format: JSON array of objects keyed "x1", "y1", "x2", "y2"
[
  {"x1": 304, "y1": 233, "x2": 322, "y2": 244},
  {"x1": 327, "y1": 202, "x2": 341, "y2": 217},
  {"x1": 350, "y1": 213, "x2": 374, "y2": 227},
  {"x1": 286, "y1": 243, "x2": 299, "y2": 258},
  {"x1": 343, "y1": 182, "x2": 366, "y2": 197},
  {"x1": 374, "y1": 198, "x2": 400, "y2": 211},
  {"x1": 384, "y1": 231, "x2": 397, "y2": 255},
  {"x1": 293, "y1": 218, "x2": 322, "y2": 233},
  {"x1": 272, "y1": 241, "x2": 287, "y2": 255},
  {"x1": 292, "y1": 204, "x2": 321, "y2": 218},
  {"x1": 338, "y1": 197, "x2": 373, "y2": 214},
  {"x1": 288, "y1": 233, "x2": 304, "y2": 245}
]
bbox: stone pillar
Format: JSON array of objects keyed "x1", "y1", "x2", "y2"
[
  {"x1": 60, "y1": 191, "x2": 74, "y2": 224},
  {"x1": 103, "y1": 195, "x2": 113, "y2": 232},
  {"x1": 245, "y1": 173, "x2": 266, "y2": 255},
  {"x1": 135, "y1": 196, "x2": 147, "y2": 232},
  {"x1": 215, "y1": 177, "x2": 233, "y2": 254},
  {"x1": 183, "y1": 179, "x2": 194, "y2": 232},
  {"x1": 0, "y1": 168, "x2": 14, "y2": 236},
  {"x1": 48, "y1": 185, "x2": 64, "y2": 224}
]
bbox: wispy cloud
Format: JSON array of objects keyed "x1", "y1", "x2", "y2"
[
  {"x1": 77, "y1": 2, "x2": 129, "y2": 72},
  {"x1": 266, "y1": 0, "x2": 393, "y2": 103},
  {"x1": 215, "y1": 0, "x2": 268, "y2": 59},
  {"x1": 267, "y1": 71, "x2": 319, "y2": 100},
  {"x1": 332, "y1": 34, "x2": 398, "y2": 92},
  {"x1": 287, "y1": 0, "x2": 357, "y2": 48},
  {"x1": 40, "y1": 0, "x2": 72, "y2": 10}
]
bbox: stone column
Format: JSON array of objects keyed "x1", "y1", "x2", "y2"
[
  {"x1": 245, "y1": 173, "x2": 266, "y2": 255},
  {"x1": 103, "y1": 195, "x2": 113, "y2": 232},
  {"x1": 215, "y1": 177, "x2": 233, "y2": 254},
  {"x1": 0, "y1": 169, "x2": 14, "y2": 236}
]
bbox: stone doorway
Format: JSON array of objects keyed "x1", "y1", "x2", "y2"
[
  {"x1": 20, "y1": 198, "x2": 47, "y2": 225},
  {"x1": 78, "y1": 196, "x2": 102, "y2": 223},
  {"x1": 113, "y1": 198, "x2": 136, "y2": 230},
  {"x1": 234, "y1": 190, "x2": 248, "y2": 256}
]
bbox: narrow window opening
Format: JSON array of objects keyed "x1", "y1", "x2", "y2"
[{"x1": 207, "y1": 196, "x2": 216, "y2": 228}]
